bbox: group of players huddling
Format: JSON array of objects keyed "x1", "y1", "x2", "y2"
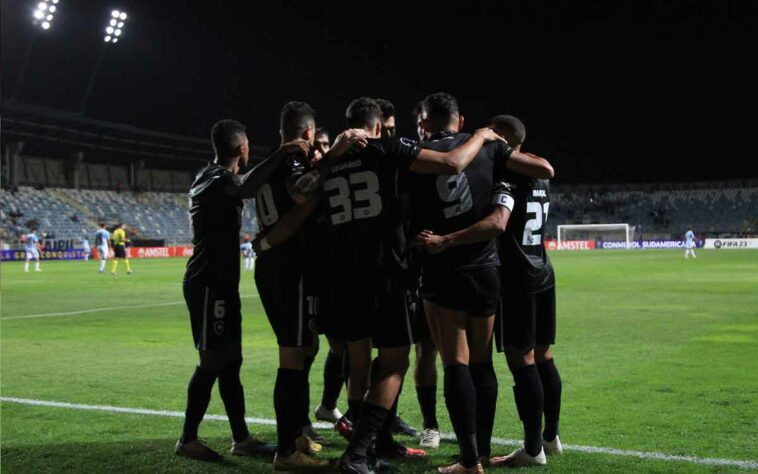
[{"x1": 177, "y1": 92, "x2": 563, "y2": 473}]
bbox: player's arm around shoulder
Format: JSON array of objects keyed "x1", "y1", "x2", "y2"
[
  {"x1": 231, "y1": 139, "x2": 312, "y2": 199},
  {"x1": 410, "y1": 128, "x2": 508, "y2": 174},
  {"x1": 290, "y1": 128, "x2": 369, "y2": 201},
  {"x1": 506, "y1": 151, "x2": 554, "y2": 179}
]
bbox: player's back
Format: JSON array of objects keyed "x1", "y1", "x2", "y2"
[
  {"x1": 185, "y1": 163, "x2": 243, "y2": 283},
  {"x1": 95, "y1": 229, "x2": 109, "y2": 246},
  {"x1": 320, "y1": 139, "x2": 400, "y2": 272},
  {"x1": 25, "y1": 233, "x2": 38, "y2": 249},
  {"x1": 254, "y1": 152, "x2": 307, "y2": 268},
  {"x1": 410, "y1": 131, "x2": 508, "y2": 271},
  {"x1": 498, "y1": 174, "x2": 554, "y2": 290}
]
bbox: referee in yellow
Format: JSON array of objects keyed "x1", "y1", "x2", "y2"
[{"x1": 111, "y1": 223, "x2": 133, "y2": 275}]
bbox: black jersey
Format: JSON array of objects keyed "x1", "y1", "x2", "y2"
[
  {"x1": 254, "y1": 152, "x2": 307, "y2": 265},
  {"x1": 320, "y1": 137, "x2": 420, "y2": 274},
  {"x1": 185, "y1": 163, "x2": 243, "y2": 283},
  {"x1": 409, "y1": 131, "x2": 513, "y2": 271},
  {"x1": 496, "y1": 173, "x2": 554, "y2": 291}
]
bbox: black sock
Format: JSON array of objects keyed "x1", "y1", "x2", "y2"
[
  {"x1": 347, "y1": 398, "x2": 363, "y2": 423},
  {"x1": 443, "y1": 363, "x2": 479, "y2": 468},
  {"x1": 302, "y1": 356, "x2": 315, "y2": 428},
  {"x1": 181, "y1": 366, "x2": 217, "y2": 443},
  {"x1": 274, "y1": 368, "x2": 306, "y2": 455},
  {"x1": 512, "y1": 365, "x2": 544, "y2": 457},
  {"x1": 470, "y1": 362, "x2": 498, "y2": 457},
  {"x1": 376, "y1": 386, "x2": 400, "y2": 448},
  {"x1": 342, "y1": 348, "x2": 351, "y2": 391},
  {"x1": 346, "y1": 402, "x2": 390, "y2": 459},
  {"x1": 321, "y1": 350, "x2": 344, "y2": 410},
  {"x1": 537, "y1": 359, "x2": 562, "y2": 441},
  {"x1": 416, "y1": 386, "x2": 439, "y2": 429},
  {"x1": 217, "y1": 359, "x2": 250, "y2": 443}
]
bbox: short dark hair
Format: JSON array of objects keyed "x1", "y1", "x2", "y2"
[
  {"x1": 100, "y1": 222, "x2": 107, "y2": 228},
  {"x1": 315, "y1": 127, "x2": 330, "y2": 138},
  {"x1": 346, "y1": 97, "x2": 382, "y2": 129},
  {"x1": 211, "y1": 119, "x2": 246, "y2": 160},
  {"x1": 490, "y1": 115, "x2": 526, "y2": 147},
  {"x1": 420, "y1": 92, "x2": 459, "y2": 121},
  {"x1": 280, "y1": 101, "x2": 316, "y2": 141},
  {"x1": 375, "y1": 98, "x2": 395, "y2": 120}
]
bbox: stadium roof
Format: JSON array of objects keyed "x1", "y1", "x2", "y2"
[{"x1": 1, "y1": 101, "x2": 270, "y2": 168}]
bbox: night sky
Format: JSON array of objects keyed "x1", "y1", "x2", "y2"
[{"x1": 3, "y1": 0, "x2": 757, "y2": 183}]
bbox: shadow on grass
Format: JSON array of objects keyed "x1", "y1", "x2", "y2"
[{"x1": 0, "y1": 434, "x2": 445, "y2": 473}]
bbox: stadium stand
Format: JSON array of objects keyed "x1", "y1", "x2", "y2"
[
  {"x1": 1, "y1": 186, "x2": 260, "y2": 244},
  {"x1": 549, "y1": 183, "x2": 758, "y2": 238},
  {"x1": 2, "y1": 183, "x2": 754, "y2": 245},
  {"x1": 0, "y1": 187, "x2": 91, "y2": 241}
]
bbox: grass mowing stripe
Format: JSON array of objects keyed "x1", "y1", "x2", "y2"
[
  {"x1": 3, "y1": 396, "x2": 756, "y2": 470},
  {"x1": 0, "y1": 294, "x2": 259, "y2": 320}
]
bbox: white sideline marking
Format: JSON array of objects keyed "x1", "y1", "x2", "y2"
[
  {"x1": 1, "y1": 397, "x2": 756, "y2": 469},
  {"x1": 0, "y1": 295, "x2": 259, "y2": 321}
]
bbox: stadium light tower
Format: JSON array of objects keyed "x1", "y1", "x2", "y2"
[
  {"x1": 32, "y1": 0, "x2": 59, "y2": 30},
  {"x1": 9, "y1": 0, "x2": 61, "y2": 101},
  {"x1": 79, "y1": 8, "x2": 129, "y2": 114},
  {"x1": 103, "y1": 9, "x2": 128, "y2": 44}
]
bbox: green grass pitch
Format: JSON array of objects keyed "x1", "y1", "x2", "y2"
[{"x1": 1, "y1": 250, "x2": 757, "y2": 472}]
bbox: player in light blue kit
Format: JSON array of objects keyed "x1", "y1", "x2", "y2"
[
  {"x1": 684, "y1": 227, "x2": 697, "y2": 259},
  {"x1": 95, "y1": 223, "x2": 112, "y2": 273},
  {"x1": 240, "y1": 236, "x2": 255, "y2": 271},
  {"x1": 24, "y1": 229, "x2": 41, "y2": 272},
  {"x1": 82, "y1": 236, "x2": 91, "y2": 261}
]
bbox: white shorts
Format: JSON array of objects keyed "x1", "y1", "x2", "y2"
[
  {"x1": 686, "y1": 242, "x2": 695, "y2": 249},
  {"x1": 98, "y1": 245, "x2": 110, "y2": 258},
  {"x1": 25, "y1": 249, "x2": 40, "y2": 260}
]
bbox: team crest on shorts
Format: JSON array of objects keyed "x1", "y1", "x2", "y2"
[{"x1": 214, "y1": 320, "x2": 225, "y2": 336}]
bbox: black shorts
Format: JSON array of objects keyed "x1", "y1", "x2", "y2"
[
  {"x1": 302, "y1": 263, "x2": 329, "y2": 336},
  {"x1": 420, "y1": 266, "x2": 500, "y2": 317},
  {"x1": 321, "y1": 276, "x2": 419, "y2": 347},
  {"x1": 372, "y1": 284, "x2": 418, "y2": 348},
  {"x1": 255, "y1": 260, "x2": 315, "y2": 348},
  {"x1": 413, "y1": 298, "x2": 432, "y2": 340},
  {"x1": 183, "y1": 279, "x2": 242, "y2": 351},
  {"x1": 114, "y1": 244, "x2": 127, "y2": 259},
  {"x1": 321, "y1": 277, "x2": 376, "y2": 344},
  {"x1": 496, "y1": 284, "x2": 556, "y2": 353}
]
